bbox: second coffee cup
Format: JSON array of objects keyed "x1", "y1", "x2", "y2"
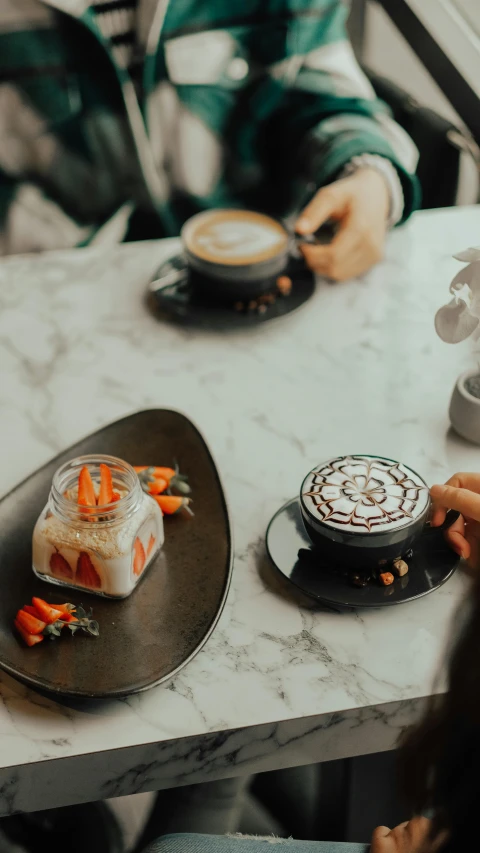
[{"x1": 300, "y1": 455, "x2": 457, "y2": 569}]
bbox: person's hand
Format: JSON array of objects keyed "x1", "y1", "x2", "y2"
[
  {"x1": 295, "y1": 167, "x2": 390, "y2": 281},
  {"x1": 431, "y1": 473, "x2": 480, "y2": 570},
  {"x1": 371, "y1": 817, "x2": 439, "y2": 853}
]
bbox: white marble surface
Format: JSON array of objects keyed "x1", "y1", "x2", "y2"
[{"x1": 0, "y1": 206, "x2": 479, "y2": 815}]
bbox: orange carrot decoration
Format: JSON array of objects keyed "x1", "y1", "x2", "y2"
[
  {"x1": 32, "y1": 598, "x2": 64, "y2": 624},
  {"x1": 14, "y1": 621, "x2": 44, "y2": 647},
  {"x1": 154, "y1": 495, "x2": 192, "y2": 515},
  {"x1": 135, "y1": 465, "x2": 191, "y2": 496},
  {"x1": 14, "y1": 599, "x2": 98, "y2": 646},
  {"x1": 16, "y1": 609, "x2": 46, "y2": 635},
  {"x1": 146, "y1": 478, "x2": 168, "y2": 496}
]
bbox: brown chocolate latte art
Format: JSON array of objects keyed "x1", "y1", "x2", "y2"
[
  {"x1": 182, "y1": 210, "x2": 289, "y2": 266},
  {"x1": 302, "y1": 455, "x2": 429, "y2": 534}
]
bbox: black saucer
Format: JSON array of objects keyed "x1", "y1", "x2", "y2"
[
  {"x1": 266, "y1": 498, "x2": 460, "y2": 608},
  {"x1": 149, "y1": 254, "x2": 315, "y2": 329}
]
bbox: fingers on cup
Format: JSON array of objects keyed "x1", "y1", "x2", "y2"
[
  {"x1": 295, "y1": 186, "x2": 342, "y2": 235},
  {"x1": 300, "y1": 220, "x2": 383, "y2": 281},
  {"x1": 430, "y1": 506, "x2": 447, "y2": 528},
  {"x1": 446, "y1": 472, "x2": 480, "y2": 492},
  {"x1": 300, "y1": 241, "x2": 361, "y2": 281},
  {"x1": 446, "y1": 528, "x2": 470, "y2": 560},
  {"x1": 300, "y1": 244, "x2": 335, "y2": 277},
  {"x1": 334, "y1": 217, "x2": 384, "y2": 265},
  {"x1": 431, "y1": 483, "x2": 480, "y2": 522}
]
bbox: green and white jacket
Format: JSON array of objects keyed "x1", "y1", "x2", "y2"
[{"x1": 0, "y1": 0, "x2": 420, "y2": 255}]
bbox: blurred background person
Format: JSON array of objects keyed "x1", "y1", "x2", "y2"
[{"x1": 0, "y1": 0, "x2": 419, "y2": 280}]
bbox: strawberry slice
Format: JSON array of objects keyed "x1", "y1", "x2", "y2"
[
  {"x1": 32, "y1": 597, "x2": 64, "y2": 625},
  {"x1": 133, "y1": 537, "x2": 146, "y2": 576},
  {"x1": 98, "y1": 463, "x2": 113, "y2": 505},
  {"x1": 14, "y1": 620, "x2": 44, "y2": 647},
  {"x1": 16, "y1": 609, "x2": 46, "y2": 635},
  {"x1": 146, "y1": 534, "x2": 156, "y2": 558},
  {"x1": 50, "y1": 551, "x2": 73, "y2": 579},
  {"x1": 78, "y1": 466, "x2": 96, "y2": 508},
  {"x1": 76, "y1": 551, "x2": 101, "y2": 589}
]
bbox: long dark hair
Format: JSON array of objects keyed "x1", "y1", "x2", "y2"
[{"x1": 399, "y1": 572, "x2": 480, "y2": 852}]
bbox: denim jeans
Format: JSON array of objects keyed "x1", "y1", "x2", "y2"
[{"x1": 146, "y1": 834, "x2": 368, "y2": 853}]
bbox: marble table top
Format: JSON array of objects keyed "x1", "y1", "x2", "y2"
[{"x1": 0, "y1": 205, "x2": 479, "y2": 816}]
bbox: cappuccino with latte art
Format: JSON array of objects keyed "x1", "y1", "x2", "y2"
[
  {"x1": 299, "y1": 455, "x2": 434, "y2": 568},
  {"x1": 181, "y1": 209, "x2": 291, "y2": 300},
  {"x1": 302, "y1": 456, "x2": 429, "y2": 535},
  {"x1": 182, "y1": 210, "x2": 289, "y2": 266}
]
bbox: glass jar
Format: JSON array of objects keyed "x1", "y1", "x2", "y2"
[{"x1": 32, "y1": 454, "x2": 164, "y2": 599}]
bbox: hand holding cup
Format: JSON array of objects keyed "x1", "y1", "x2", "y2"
[{"x1": 431, "y1": 473, "x2": 480, "y2": 569}]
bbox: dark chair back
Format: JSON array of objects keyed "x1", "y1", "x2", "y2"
[{"x1": 367, "y1": 69, "x2": 464, "y2": 209}]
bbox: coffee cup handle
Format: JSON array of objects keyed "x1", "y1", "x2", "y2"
[
  {"x1": 293, "y1": 219, "x2": 338, "y2": 247},
  {"x1": 424, "y1": 508, "x2": 460, "y2": 533}
]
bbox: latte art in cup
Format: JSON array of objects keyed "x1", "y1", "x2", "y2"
[
  {"x1": 182, "y1": 210, "x2": 289, "y2": 266},
  {"x1": 301, "y1": 456, "x2": 429, "y2": 534}
]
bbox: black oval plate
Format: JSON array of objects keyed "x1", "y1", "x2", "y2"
[
  {"x1": 0, "y1": 410, "x2": 232, "y2": 698},
  {"x1": 266, "y1": 499, "x2": 459, "y2": 608},
  {"x1": 149, "y1": 254, "x2": 315, "y2": 329}
]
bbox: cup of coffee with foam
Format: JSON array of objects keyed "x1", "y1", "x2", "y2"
[
  {"x1": 300, "y1": 455, "x2": 457, "y2": 569},
  {"x1": 181, "y1": 209, "x2": 291, "y2": 301}
]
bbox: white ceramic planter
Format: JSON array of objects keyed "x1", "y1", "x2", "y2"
[{"x1": 450, "y1": 369, "x2": 480, "y2": 444}]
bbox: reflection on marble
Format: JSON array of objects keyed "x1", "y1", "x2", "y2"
[{"x1": 0, "y1": 207, "x2": 479, "y2": 815}]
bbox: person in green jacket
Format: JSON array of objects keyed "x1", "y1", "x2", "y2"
[{"x1": 0, "y1": 0, "x2": 420, "y2": 280}]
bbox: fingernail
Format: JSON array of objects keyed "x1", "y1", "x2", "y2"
[{"x1": 296, "y1": 218, "x2": 311, "y2": 233}]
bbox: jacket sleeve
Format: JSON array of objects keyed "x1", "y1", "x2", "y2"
[
  {"x1": 0, "y1": 167, "x2": 97, "y2": 256},
  {"x1": 274, "y1": 0, "x2": 421, "y2": 221}
]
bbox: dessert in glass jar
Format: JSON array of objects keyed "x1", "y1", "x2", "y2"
[{"x1": 32, "y1": 454, "x2": 164, "y2": 598}]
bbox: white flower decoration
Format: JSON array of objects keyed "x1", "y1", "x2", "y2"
[{"x1": 435, "y1": 247, "x2": 480, "y2": 344}]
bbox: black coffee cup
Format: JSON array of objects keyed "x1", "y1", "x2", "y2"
[
  {"x1": 181, "y1": 209, "x2": 291, "y2": 301},
  {"x1": 300, "y1": 455, "x2": 457, "y2": 568}
]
